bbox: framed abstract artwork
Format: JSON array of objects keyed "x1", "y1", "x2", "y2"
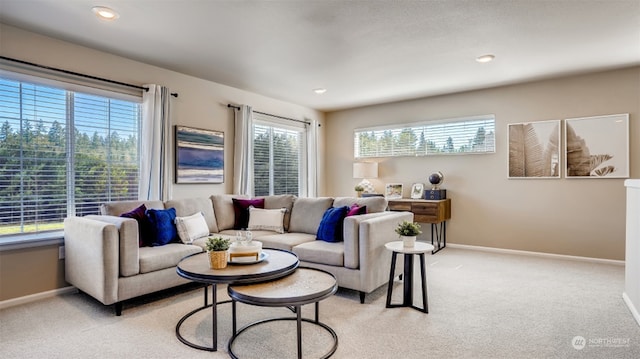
[
  {"x1": 508, "y1": 120, "x2": 561, "y2": 179},
  {"x1": 564, "y1": 114, "x2": 629, "y2": 178},
  {"x1": 175, "y1": 125, "x2": 224, "y2": 183}
]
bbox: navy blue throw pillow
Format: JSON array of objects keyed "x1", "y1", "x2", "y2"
[
  {"x1": 146, "y1": 208, "x2": 178, "y2": 246},
  {"x1": 316, "y1": 206, "x2": 349, "y2": 243}
]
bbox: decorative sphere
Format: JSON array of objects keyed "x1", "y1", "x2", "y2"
[{"x1": 428, "y1": 172, "x2": 444, "y2": 188}]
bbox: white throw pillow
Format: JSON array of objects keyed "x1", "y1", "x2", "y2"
[
  {"x1": 247, "y1": 207, "x2": 286, "y2": 234},
  {"x1": 175, "y1": 212, "x2": 209, "y2": 243}
]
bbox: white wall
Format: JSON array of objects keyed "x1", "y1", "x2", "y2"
[{"x1": 325, "y1": 67, "x2": 639, "y2": 260}]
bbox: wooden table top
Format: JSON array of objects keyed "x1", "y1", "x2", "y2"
[{"x1": 177, "y1": 248, "x2": 299, "y2": 285}]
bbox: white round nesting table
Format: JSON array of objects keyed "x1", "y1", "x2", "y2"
[{"x1": 384, "y1": 241, "x2": 434, "y2": 313}]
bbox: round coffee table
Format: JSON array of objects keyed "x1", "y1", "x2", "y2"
[
  {"x1": 384, "y1": 241, "x2": 434, "y2": 313},
  {"x1": 227, "y1": 267, "x2": 338, "y2": 359},
  {"x1": 176, "y1": 248, "x2": 299, "y2": 351}
]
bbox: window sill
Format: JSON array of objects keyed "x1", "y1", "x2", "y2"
[{"x1": 0, "y1": 231, "x2": 64, "y2": 251}]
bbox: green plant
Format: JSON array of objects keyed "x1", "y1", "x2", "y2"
[
  {"x1": 395, "y1": 220, "x2": 422, "y2": 237},
  {"x1": 354, "y1": 185, "x2": 364, "y2": 192},
  {"x1": 205, "y1": 236, "x2": 231, "y2": 252}
]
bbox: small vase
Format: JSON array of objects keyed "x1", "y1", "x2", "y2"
[
  {"x1": 208, "y1": 250, "x2": 228, "y2": 269},
  {"x1": 401, "y1": 235, "x2": 416, "y2": 247}
]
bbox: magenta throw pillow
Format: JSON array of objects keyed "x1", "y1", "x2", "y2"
[
  {"x1": 232, "y1": 198, "x2": 265, "y2": 229},
  {"x1": 120, "y1": 204, "x2": 150, "y2": 247},
  {"x1": 346, "y1": 204, "x2": 367, "y2": 217}
]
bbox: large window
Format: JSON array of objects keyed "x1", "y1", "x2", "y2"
[
  {"x1": 0, "y1": 75, "x2": 141, "y2": 237},
  {"x1": 354, "y1": 114, "x2": 495, "y2": 158},
  {"x1": 253, "y1": 114, "x2": 306, "y2": 197}
]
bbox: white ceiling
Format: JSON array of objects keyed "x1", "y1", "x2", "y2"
[{"x1": 1, "y1": 0, "x2": 639, "y2": 111}]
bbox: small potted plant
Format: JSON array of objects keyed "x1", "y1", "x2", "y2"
[
  {"x1": 205, "y1": 236, "x2": 231, "y2": 269},
  {"x1": 354, "y1": 184, "x2": 364, "y2": 197},
  {"x1": 395, "y1": 220, "x2": 422, "y2": 247}
]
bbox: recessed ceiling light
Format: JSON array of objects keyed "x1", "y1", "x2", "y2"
[
  {"x1": 476, "y1": 54, "x2": 495, "y2": 63},
  {"x1": 313, "y1": 88, "x2": 327, "y2": 94},
  {"x1": 92, "y1": 6, "x2": 120, "y2": 21}
]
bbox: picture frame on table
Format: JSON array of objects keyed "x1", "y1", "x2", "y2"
[
  {"x1": 385, "y1": 183, "x2": 403, "y2": 199},
  {"x1": 175, "y1": 125, "x2": 225, "y2": 183},
  {"x1": 410, "y1": 183, "x2": 424, "y2": 199},
  {"x1": 564, "y1": 114, "x2": 629, "y2": 178}
]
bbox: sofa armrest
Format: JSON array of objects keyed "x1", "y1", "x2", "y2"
[
  {"x1": 64, "y1": 216, "x2": 120, "y2": 305},
  {"x1": 357, "y1": 211, "x2": 414, "y2": 292},
  {"x1": 343, "y1": 212, "x2": 396, "y2": 269},
  {"x1": 85, "y1": 215, "x2": 140, "y2": 277}
]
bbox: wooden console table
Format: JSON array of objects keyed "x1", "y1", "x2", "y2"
[{"x1": 388, "y1": 198, "x2": 451, "y2": 253}]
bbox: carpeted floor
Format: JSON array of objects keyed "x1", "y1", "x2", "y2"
[{"x1": 1, "y1": 247, "x2": 639, "y2": 358}]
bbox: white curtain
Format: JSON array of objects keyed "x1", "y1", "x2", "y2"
[
  {"x1": 233, "y1": 105, "x2": 254, "y2": 196},
  {"x1": 306, "y1": 119, "x2": 319, "y2": 197},
  {"x1": 139, "y1": 84, "x2": 172, "y2": 201}
]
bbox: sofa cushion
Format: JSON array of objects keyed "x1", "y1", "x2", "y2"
[
  {"x1": 146, "y1": 208, "x2": 178, "y2": 246},
  {"x1": 100, "y1": 200, "x2": 164, "y2": 216},
  {"x1": 232, "y1": 198, "x2": 265, "y2": 229},
  {"x1": 261, "y1": 194, "x2": 296, "y2": 232},
  {"x1": 175, "y1": 212, "x2": 210, "y2": 244},
  {"x1": 138, "y1": 243, "x2": 202, "y2": 274},
  {"x1": 333, "y1": 196, "x2": 388, "y2": 213},
  {"x1": 293, "y1": 240, "x2": 344, "y2": 267},
  {"x1": 247, "y1": 207, "x2": 286, "y2": 233},
  {"x1": 165, "y1": 197, "x2": 219, "y2": 233},
  {"x1": 317, "y1": 206, "x2": 349, "y2": 243},
  {"x1": 288, "y1": 197, "x2": 334, "y2": 235},
  {"x1": 255, "y1": 232, "x2": 316, "y2": 251},
  {"x1": 211, "y1": 194, "x2": 249, "y2": 231},
  {"x1": 120, "y1": 204, "x2": 151, "y2": 247}
]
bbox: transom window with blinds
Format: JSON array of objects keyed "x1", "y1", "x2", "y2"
[
  {"x1": 0, "y1": 73, "x2": 141, "y2": 237},
  {"x1": 354, "y1": 114, "x2": 496, "y2": 158},
  {"x1": 253, "y1": 113, "x2": 306, "y2": 197}
]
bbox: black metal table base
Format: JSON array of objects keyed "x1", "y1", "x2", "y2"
[
  {"x1": 386, "y1": 251, "x2": 428, "y2": 313},
  {"x1": 175, "y1": 284, "x2": 230, "y2": 351},
  {"x1": 228, "y1": 301, "x2": 337, "y2": 359},
  {"x1": 431, "y1": 221, "x2": 446, "y2": 254}
]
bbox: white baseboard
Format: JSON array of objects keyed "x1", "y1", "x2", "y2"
[
  {"x1": 0, "y1": 286, "x2": 77, "y2": 310},
  {"x1": 446, "y1": 243, "x2": 625, "y2": 266},
  {"x1": 623, "y1": 292, "x2": 640, "y2": 327}
]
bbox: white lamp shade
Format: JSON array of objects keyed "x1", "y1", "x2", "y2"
[{"x1": 353, "y1": 162, "x2": 378, "y2": 179}]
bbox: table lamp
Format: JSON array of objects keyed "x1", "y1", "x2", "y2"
[{"x1": 353, "y1": 162, "x2": 378, "y2": 193}]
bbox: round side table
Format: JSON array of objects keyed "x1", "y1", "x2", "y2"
[
  {"x1": 227, "y1": 267, "x2": 338, "y2": 359},
  {"x1": 384, "y1": 241, "x2": 434, "y2": 313}
]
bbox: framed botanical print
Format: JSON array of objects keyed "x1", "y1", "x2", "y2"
[
  {"x1": 508, "y1": 120, "x2": 561, "y2": 179},
  {"x1": 564, "y1": 114, "x2": 629, "y2": 178}
]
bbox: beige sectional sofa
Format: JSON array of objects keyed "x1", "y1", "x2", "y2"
[{"x1": 64, "y1": 195, "x2": 412, "y2": 315}]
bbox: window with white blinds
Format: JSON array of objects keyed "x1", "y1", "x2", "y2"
[
  {"x1": 253, "y1": 115, "x2": 306, "y2": 197},
  {"x1": 354, "y1": 114, "x2": 496, "y2": 158},
  {"x1": 0, "y1": 76, "x2": 141, "y2": 237}
]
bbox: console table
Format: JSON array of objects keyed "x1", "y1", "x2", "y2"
[{"x1": 388, "y1": 198, "x2": 451, "y2": 253}]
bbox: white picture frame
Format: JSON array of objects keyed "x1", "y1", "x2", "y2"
[
  {"x1": 410, "y1": 183, "x2": 424, "y2": 199},
  {"x1": 507, "y1": 120, "x2": 561, "y2": 179},
  {"x1": 385, "y1": 183, "x2": 403, "y2": 199},
  {"x1": 564, "y1": 114, "x2": 629, "y2": 178}
]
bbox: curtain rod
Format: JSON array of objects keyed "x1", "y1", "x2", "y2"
[
  {"x1": 0, "y1": 56, "x2": 178, "y2": 97},
  {"x1": 227, "y1": 104, "x2": 315, "y2": 126}
]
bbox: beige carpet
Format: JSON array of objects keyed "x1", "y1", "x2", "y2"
[{"x1": 1, "y1": 247, "x2": 639, "y2": 358}]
